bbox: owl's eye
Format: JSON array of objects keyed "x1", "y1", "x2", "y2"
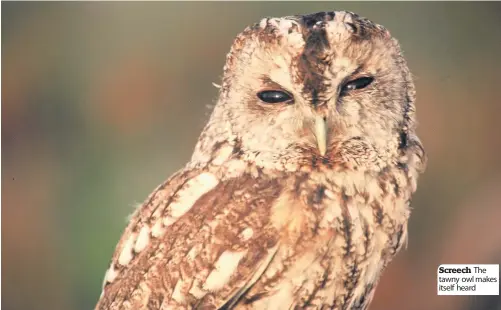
[
  {"x1": 340, "y1": 77, "x2": 374, "y2": 94},
  {"x1": 257, "y1": 90, "x2": 293, "y2": 104}
]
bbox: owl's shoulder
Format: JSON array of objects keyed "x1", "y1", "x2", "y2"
[{"x1": 96, "y1": 162, "x2": 297, "y2": 309}]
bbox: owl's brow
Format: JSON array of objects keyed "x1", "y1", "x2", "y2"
[
  {"x1": 258, "y1": 76, "x2": 289, "y2": 91},
  {"x1": 350, "y1": 65, "x2": 365, "y2": 77},
  {"x1": 341, "y1": 65, "x2": 371, "y2": 84}
]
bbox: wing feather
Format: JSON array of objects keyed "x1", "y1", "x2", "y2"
[{"x1": 95, "y1": 166, "x2": 285, "y2": 310}]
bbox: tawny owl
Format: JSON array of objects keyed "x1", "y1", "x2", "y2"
[{"x1": 95, "y1": 11, "x2": 426, "y2": 310}]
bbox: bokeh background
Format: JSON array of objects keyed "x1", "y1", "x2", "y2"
[{"x1": 2, "y1": 2, "x2": 501, "y2": 310}]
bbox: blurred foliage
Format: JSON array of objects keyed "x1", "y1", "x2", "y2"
[{"x1": 2, "y1": 2, "x2": 501, "y2": 310}]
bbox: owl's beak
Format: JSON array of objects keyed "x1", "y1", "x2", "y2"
[{"x1": 314, "y1": 115, "x2": 327, "y2": 156}]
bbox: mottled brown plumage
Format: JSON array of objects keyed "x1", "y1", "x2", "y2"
[{"x1": 95, "y1": 11, "x2": 426, "y2": 310}]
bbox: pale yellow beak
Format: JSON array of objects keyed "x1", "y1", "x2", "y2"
[{"x1": 314, "y1": 115, "x2": 327, "y2": 156}]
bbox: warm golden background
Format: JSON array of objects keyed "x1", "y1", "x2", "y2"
[{"x1": 2, "y1": 2, "x2": 501, "y2": 310}]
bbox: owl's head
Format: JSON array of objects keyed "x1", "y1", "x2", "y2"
[{"x1": 193, "y1": 11, "x2": 425, "y2": 173}]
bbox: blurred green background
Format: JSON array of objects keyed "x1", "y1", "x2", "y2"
[{"x1": 2, "y1": 2, "x2": 501, "y2": 310}]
